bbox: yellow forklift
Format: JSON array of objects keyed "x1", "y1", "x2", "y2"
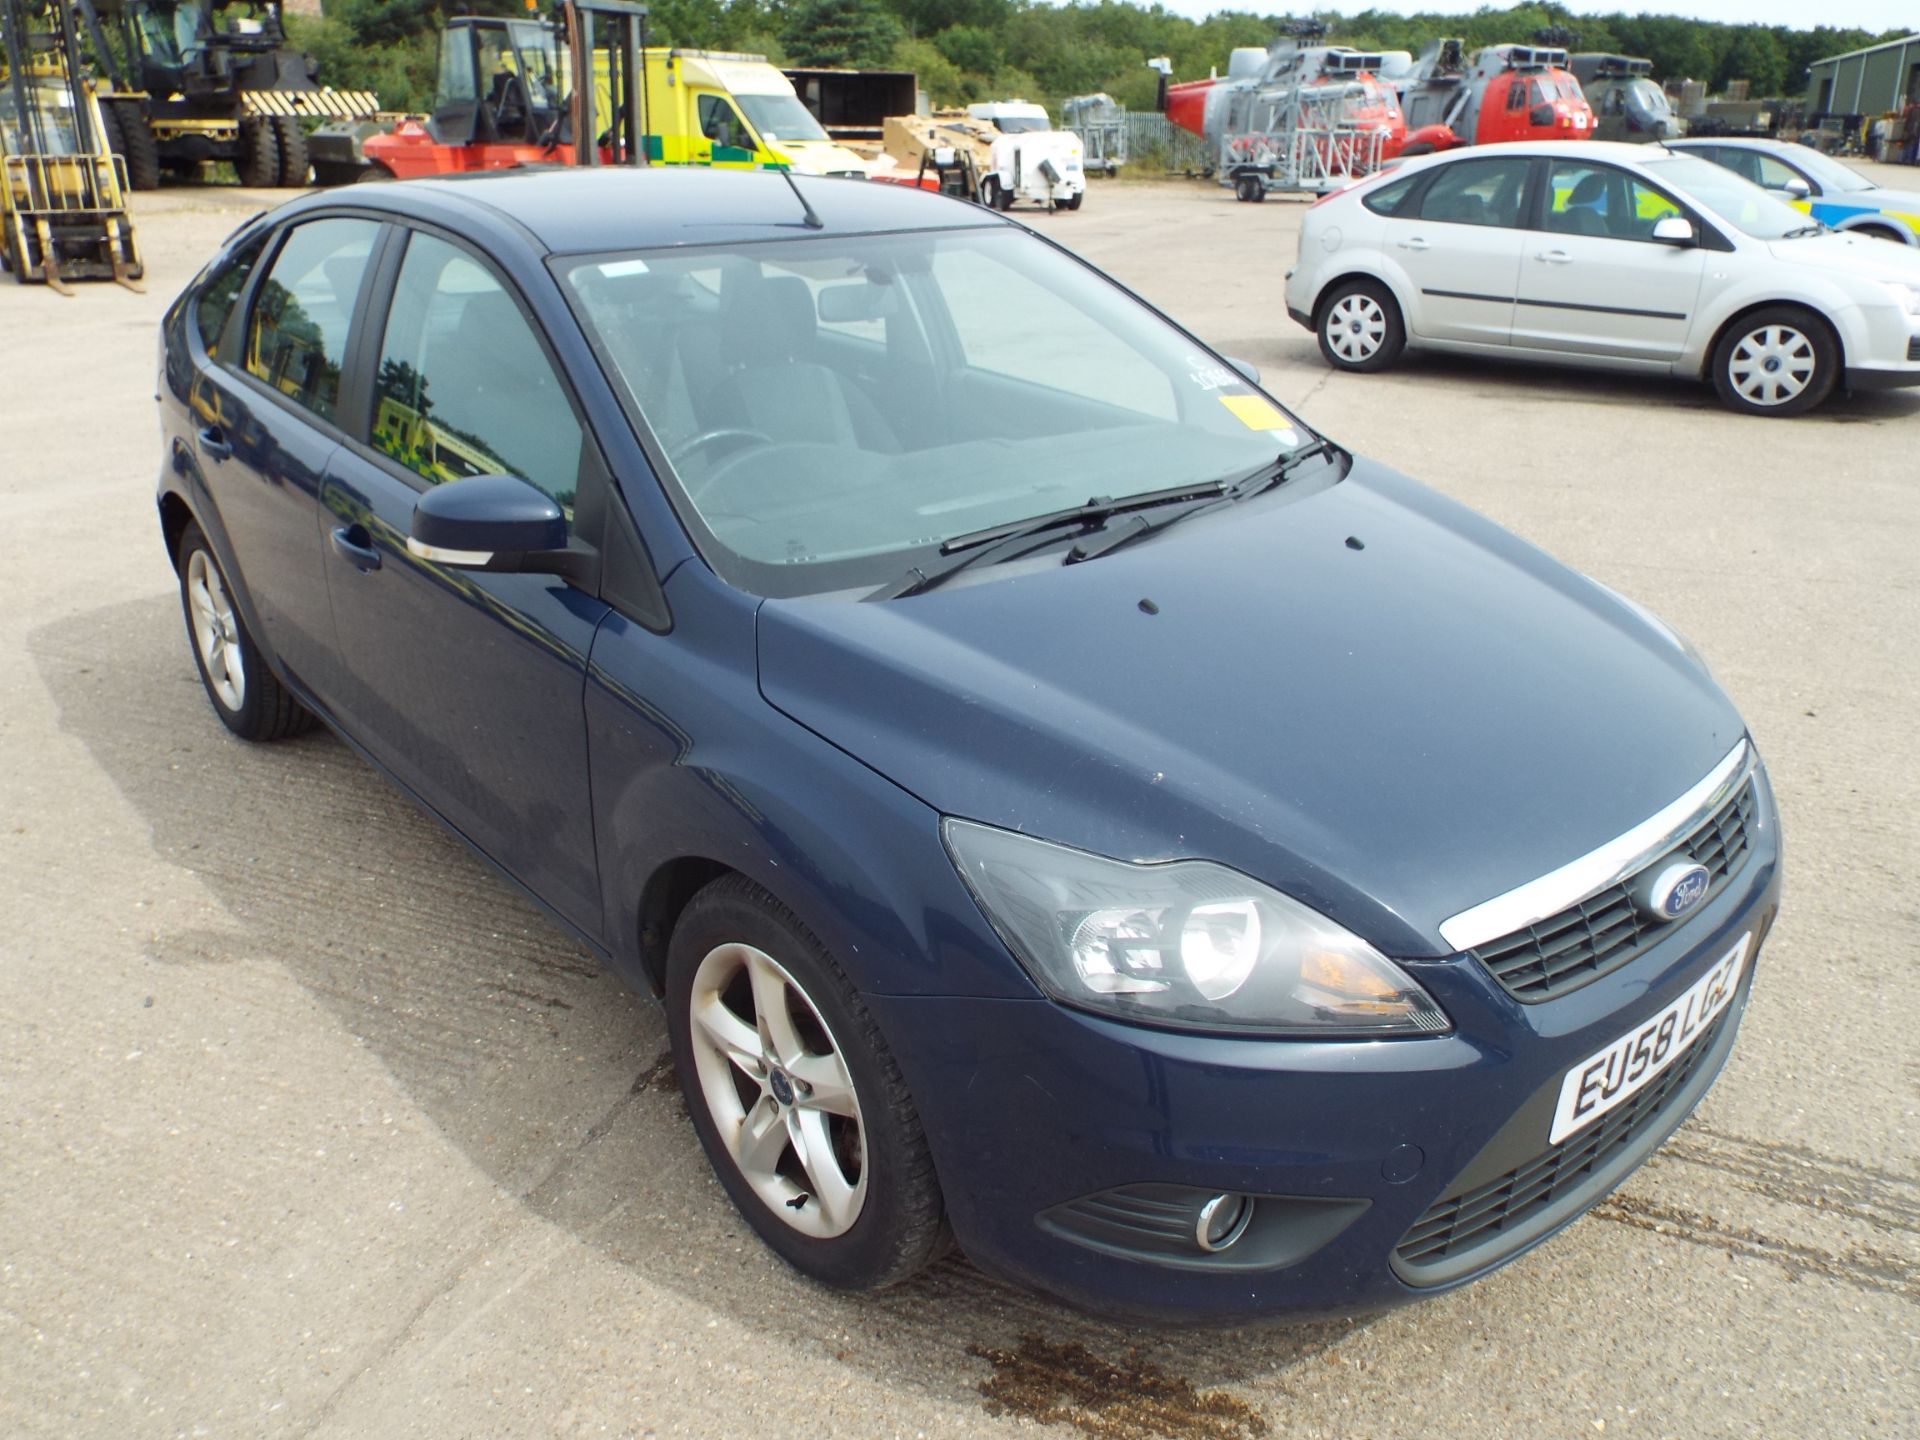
[{"x1": 1, "y1": 0, "x2": 141, "y2": 290}]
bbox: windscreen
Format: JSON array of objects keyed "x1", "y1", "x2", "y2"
[
  {"x1": 1782, "y1": 146, "x2": 1875, "y2": 194},
  {"x1": 1641, "y1": 154, "x2": 1814, "y2": 239},
  {"x1": 992, "y1": 115, "x2": 1048, "y2": 133},
  {"x1": 1626, "y1": 80, "x2": 1671, "y2": 117},
  {"x1": 735, "y1": 93, "x2": 829, "y2": 144},
  {"x1": 562, "y1": 227, "x2": 1309, "y2": 597}
]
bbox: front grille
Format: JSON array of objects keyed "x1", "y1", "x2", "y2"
[
  {"x1": 1908, "y1": 334, "x2": 1920, "y2": 362},
  {"x1": 1473, "y1": 780, "x2": 1755, "y2": 1003},
  {"x1": 1395, "y1": 1007, "x2": 1729, "y2": 1274}
]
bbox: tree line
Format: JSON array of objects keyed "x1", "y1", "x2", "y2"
[{"x1": 288, "y1": 3, "x2": 1910, "y2": 118}]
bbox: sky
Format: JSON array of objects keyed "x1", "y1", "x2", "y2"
[{"x1": 1139, "y1": 4, "x2": 1917, "y2": 34}]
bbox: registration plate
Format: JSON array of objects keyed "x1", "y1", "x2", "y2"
[{"x1": 1548, "y1": 932, "x2": 1749, "y2": 1145}]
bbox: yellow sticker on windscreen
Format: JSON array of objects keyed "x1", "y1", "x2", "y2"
[{"x1": 1219, "y1": 393, "x2": 1289, "y2": 430}]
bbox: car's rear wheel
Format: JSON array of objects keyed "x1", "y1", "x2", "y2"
[
  {"x1": 1316, "y1": 279, "x2": 1405, "y2": 372},
  {"x1": 666, "y1": 875, "x2": 947, "y2": 1290},
  {"x1": 1710, "y1": 306, "x2": 1838, "y2": 416},
  {"x1": 176, "y1": 521, "x2": 314, "y2": 741}
]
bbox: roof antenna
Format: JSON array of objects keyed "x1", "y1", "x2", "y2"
[{"x1": 778, "y1": 167, "x2": 824, "y2": 229}]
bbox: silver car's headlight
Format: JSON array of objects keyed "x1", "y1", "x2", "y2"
[
  {"x1": 1880, "y1": 281, "x2": 1920, "y2": 317},
  {"x1": 943, "y1": 820, "x2": 1450, "y2": 1037}
]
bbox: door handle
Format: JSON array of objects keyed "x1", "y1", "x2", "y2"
[
  {"x1": 331, "y1": 524, "x2": 382, "y2": 572},
  {"x1": 1397, "y1": 237, "x2": 1430, "y2": 251},
  {"x1": 1536, "y1": 249, "x2": 1574, "y2": 264},
  {"x1": 198, "y1": 426, "x2": 232, "y2": 462}
]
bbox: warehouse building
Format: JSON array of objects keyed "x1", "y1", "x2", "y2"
[{"x1": 1806, "y1": 33, "x2": 1920, "y2": 117}]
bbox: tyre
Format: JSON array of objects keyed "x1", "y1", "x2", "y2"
[
  {"x1": 1064, "y1": 191, "x2": 1083, "y2": 211},
  {"x1": 175, "y1": 522, "x2": 314, "y2": 741},
  {"x1": 100, "y1": 100, "x2": 161, "y2": 191},
  {"x1": 1234, "y1": 173, "x2": 1259, "y2": 202},
  {"x1": 235, "y1": 117, "x2": 282, "y2": 188},
  {"x1": 354, "y1": 162, "x2": 397, "y2": 184},
  {"x1": 1709, "y1": 306, "x2": 1838, "y2": 416},
  {"x1": 274, "y1": 115, "x2": 311, "y2": 188},
  {"x1": 1316, "y1": 278, "x2": 1405, "y2": 372},
  {"x1": 666, "y1": 875, "x2": 948, "y2": 1290}
]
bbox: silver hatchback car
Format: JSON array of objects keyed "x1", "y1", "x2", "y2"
[{"x1": 1284, "y1": 140, "x2": 1920, "y2": 415}]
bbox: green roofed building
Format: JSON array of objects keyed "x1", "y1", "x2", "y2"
[{"x1": 1806, "y1": 34, "x2": 1920, "y2": 117}]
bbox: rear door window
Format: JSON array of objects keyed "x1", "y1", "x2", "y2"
[
  {"x1": 245, "y1": 217, "x2": 381, "y2": 425},
  {"x1": 1415, "y1": 157, "x2": 1530, "y2": 228},
  {"x1": 1362, "y1": 173, "x2": 1418, "y2": 216}
]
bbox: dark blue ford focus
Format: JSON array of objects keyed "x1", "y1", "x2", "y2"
[{"x1": 157, "y1": 167, "x2": 1779, "y2": 1321}]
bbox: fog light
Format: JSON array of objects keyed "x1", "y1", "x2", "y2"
[{"x1": 1195, "y1": 1193, "x2": 1253, "y2": 1252}]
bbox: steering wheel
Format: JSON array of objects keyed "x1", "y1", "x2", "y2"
[
  {"x1": 680, "y1": 428, "x2": 771, "y2": 464},
  {"x1": 677, "y1": 428, "x2": 774, "y2": 496}
]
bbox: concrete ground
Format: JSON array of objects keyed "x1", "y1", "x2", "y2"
[{"x1": 2, "y1": 167, "x2": 1916, "y2": 1440}]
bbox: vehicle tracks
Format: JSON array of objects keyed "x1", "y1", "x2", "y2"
[{"x1": 1594, "y1": 1124, "x2": 1919, "y2": 1302}]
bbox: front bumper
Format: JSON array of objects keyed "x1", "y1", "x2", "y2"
[{"x1": 870, "y1": 775, "x2": 1780, "y2": 1323}]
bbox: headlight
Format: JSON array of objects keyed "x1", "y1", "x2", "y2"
[
  {"x1": 1881, "y1": 281, "x2": 1920, "y2": 317},
  {"x1": 943, "y1": 820, "x2": 1450, "y2": 1037}
]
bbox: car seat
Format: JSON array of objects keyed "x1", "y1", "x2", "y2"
[
  {"x1": 1555, "y1": 173, "x2": 1612, "y2": 236},
  {"x1": 718, "y1": 275, "x2": 896, "y2": 451}
]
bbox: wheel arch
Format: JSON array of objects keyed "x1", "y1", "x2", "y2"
[
  {"x1": 635, "y1": 854, "x2": 736, "y2": 995},
  {"x1": 1701, "y1": 298, "x2": 1848, "y2": 383},
  {"x1": 1833, "y1": 215, "x2": 1918, "y2": 246},
  {"x1": 158, "y1": 488, "x2": 196, "y2": 572},
  {"x1": 1310, "y1": 267, "x2": 1411, "y2": 331}
]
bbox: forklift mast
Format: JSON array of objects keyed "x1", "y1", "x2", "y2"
[{"x1": 0, "y1": 0, "x2": 143, "y2": 288}]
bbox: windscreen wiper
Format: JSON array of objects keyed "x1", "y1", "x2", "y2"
[
  {"x1": 1063, "y1": 437, "x2": 1348, "y2": 567},
  {"x1": 1782, "y1": 224, "x2": 1826, "y2": 238},
  {"x1": 865, "y1": 482, "x2": 1226, "y2": 601}
]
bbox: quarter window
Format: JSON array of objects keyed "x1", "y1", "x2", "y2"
[
  {"x1": 1361, "y1": 173, "x2": 1418, "y2": 216},
  {"x1": 195, "y1": 232, "x2": 266, "y2": 360},
  {"x1": 371, "y1": 232, "x2": 584, "y2": 512},
  {"x1": 245, "y1": 217, "x2": 380, "y2": 424},
  {"x1": 1416, "y1": 157, "x2": 1529, "y2": 228}
]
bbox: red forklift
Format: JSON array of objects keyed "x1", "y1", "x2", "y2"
[{"x1": 361, "y1": 0, "x2": 649, "y2": 179}]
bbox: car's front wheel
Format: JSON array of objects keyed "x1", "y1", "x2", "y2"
[
  {"x1": 1710, "y1": 306, "x2": 1838, "y2": 416},
  {"x1": 175, "y1": 521, "x2": 313, "y2": 741},
  {"x1": 1316, "y1": 279, "x2": 1405, "y2": 372},
  {"x1": 666, "y1": 875, "x2": 948, "y2": 1290}
]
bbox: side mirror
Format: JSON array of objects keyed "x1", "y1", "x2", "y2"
[
  {"x1": 1226, "y1": 356, "x2": 1261, "y2": 386},
  {"x1": 408, "y1": 474, "x2": 579, "y2": 576},
  {"x1": 1529, "y1": 103, "x2": 1555, "y2": 127},
  {"x1": 1651, "y1": 215, "x2": 1696, "y2": 246},
  {"x1": 1781, "y1": 176, "x2": 1812, "y2": 200}
]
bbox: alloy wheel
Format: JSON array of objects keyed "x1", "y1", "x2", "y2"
[
  {"x1": 1726, "y1": 325, "x2": 1815, "y2": 407},
  {"x1": 685, "y1": 942, "x2": 868, "y2": 1239},
  {"x1": 186, "y1": 549, "x2": 246, "y2": 712},
  {"x1": 1326, "y1": 293, "x2": 1387, "y2": 363}
]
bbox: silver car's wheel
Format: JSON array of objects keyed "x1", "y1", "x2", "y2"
[
  {"x1": 1710, "y1": 306, "x2": 1838, "y2": 417},
  {"x1": 1316, "y1": 279, "x2": 1405, "y2": 373},
  {"x1": 685, "y1": 941, "x2": 868, "y2": 1239},
  {"x1": 1726, "y1": 325, "x2": 1815, "y2": 407},
  {"x1": 186, "y1": 548, "x2": 246, "y2": 712},
  {"x1": 1327, "y1": 293, "x2": 1387, "y2": 363}
]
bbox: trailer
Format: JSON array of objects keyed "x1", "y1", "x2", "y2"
[{"x1": 783, "y1": 66, "x2": 915, "y2": 144}]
